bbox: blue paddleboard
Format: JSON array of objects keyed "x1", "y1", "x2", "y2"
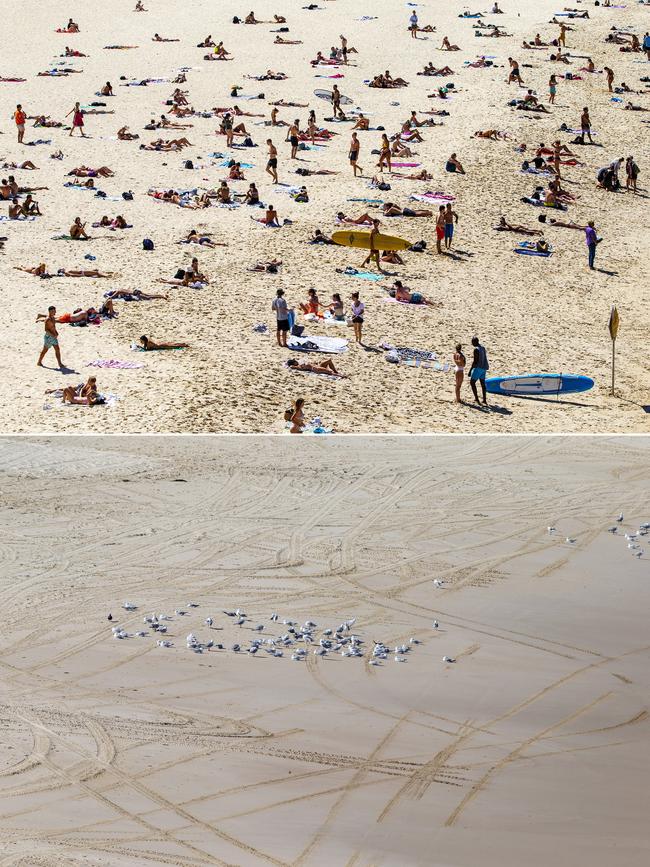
[{"x1": 485, "y1": 373, "x2": 594, "y2": 397}]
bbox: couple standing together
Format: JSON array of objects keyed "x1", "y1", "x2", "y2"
[{"x1": 454, "y1": 337, "x2": 489, "y2": 406}]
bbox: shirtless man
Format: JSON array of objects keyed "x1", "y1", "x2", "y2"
[
  {"x1": 361, "y1": 218, "x2": 385, "y2": 272},
  {"x1": 37, "y1": 306, "x2": 64, "y2": 368},
  {"x1": 508, "y1": 57, "x2": 523, "y2": 85},
  {"x1": 352, "y1": 113, "x2": 369, "y2": 130},
  {"x1": 266, "y1": 139, "x2": 279, "y2": 182},
  {"x1": 287, "y1": 120, "x2": 300, "y2": 159},
  {"x1": 349, "y1": 132, "x2": 362, "y2": 176}
]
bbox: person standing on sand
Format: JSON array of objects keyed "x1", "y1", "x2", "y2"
[
  {"x1": 287, "y1": 120, "x2": 300, "y2": 159},
  {"x1": 332, "y1": 84, "x2": 342, "y2": 116},
  {"x1": 580, "y1": 107, "x2": 593, "y2": 144},
  {"x1": 409, "y1": 11, "x2": 418, "y2": 38},
  {"x1": 604, "y1": 67, "x2": 614, "y2": 93},
  {"x1": 37, "y1": 306, "x2": 64, "y2": 368},
  {"x1": 469, "y1": 336, "x2": 489, "y2": 406},
  {"x1": 272, "y1": 288, "x2": 289, "y2": 347},
  {"x1": 444, "y1": 203, "x2": 458, "y2": 250},
  {"x1": 66, "y1": 102, "x2": 86, "y2": 137},
  {"x1": 14, "y1": 104, "x2": 26, "y2": 144},
  {"x1": 436, "y1": 206, "x2": 445, "y2": 254},
  {"x1": 350, "y1": 291, "x2": 364, "y2": 344},
  {"x1": 548, "y1": 75, "x2": 557, "y2": 105},
  {"x1": 453, "y1": 344, "x2": 466, "y2": 404},
  {"x1": 585, "y1": 220, "x2": 601, "y2": 270},
  {"x1": 349, "y1": 131, "x2": 362, "y2": 176},
  {"x1": 266, "y1": 139, "x2": 278, "y2": 183},
  {"x1": 289, "y1": 397, "x2": 305, "y2": 433}
]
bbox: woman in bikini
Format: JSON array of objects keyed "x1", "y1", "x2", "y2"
[
  {"x1": 139, "y1": 335, "x2": 189, "y2": 350},
  {"x1": 453, "y1": 344, "x2": 466, "y2": 404}
]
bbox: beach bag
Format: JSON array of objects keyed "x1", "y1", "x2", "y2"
[
  {"x1": 122, "y1": 190, "x2": 133, "y2": 200},
  {"x1": 143, "y1": 238, "x2": 154, "y2": 250},
  {"x1": 232, "y1": 16, "x2": 240, "y2": 23},
  {"x1": 291, "y1": 324, "x2": 305, "y2": 337},
  {"x1": 243, "y1": 137, "x2": 254, "y2": 147},
  {"x1": 184, "y1": 160, "x2": 194, "y2": 169}
]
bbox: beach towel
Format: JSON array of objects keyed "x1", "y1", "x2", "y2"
[
  {"x1": 86, "y1": 359, "x2": 144, "y2": 369},
  {"x1": 287, "y1": 335, "x2": 348, "y2": 353},
  {"x1": 0, "y1": 77, "x2": 26, "y2": 82},
  {"x1": 347, "y1": 197, "x2": 384, "y2": 203},
  {"x1": 410, "y1": 192, "x2": 455, "y2": 203},
  {"x1": 0, "y1": 215, "x2": 37, "y2": 222},
  {"x1": 514, "y1": 247, "x2": 553, "y2": 257},
  {"x1": 336, "y1": 267, "x2": 384, "y2": 282},
  {"x1": 391, "y1": 162, "x2": 421, "y2": 168},
  {"x1": 304, "y1": 312, "x2": 347, "y2": 326},
  {"x1": 43, "y1": 391, "x2": 119, "y2": 410}
]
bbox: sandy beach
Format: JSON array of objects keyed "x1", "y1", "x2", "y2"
[
  {"x1": 1, "y1": 434, "x2": 649, "y2": 865},
  {"x1": 0, "y1": 0, "x2": 648, "y2": 433}
]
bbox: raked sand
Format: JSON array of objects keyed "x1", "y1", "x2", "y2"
[
  {"x1": 1, "y1": 0, "x2": 649, "y2": 433},
  {"x1": 1, "y1": 434, "x2": 649, "y2": 866}
]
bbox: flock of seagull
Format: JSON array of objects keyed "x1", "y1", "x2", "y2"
[
  {"x1": 548, "y1": 513, "x2": 647, "y2": 558},
  {"x1": 107, "y1": 514, "x2": 646, "y2": 663},
  {"x1": 110, "y1": 605, "x2": 448, "y2": 664}
]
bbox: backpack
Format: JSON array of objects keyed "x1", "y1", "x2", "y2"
[
  {"x1": 122, "y1": 190, "x2": 133, "y2": 200},
  {"x1": 184, "y1": 160, "x2": 194, "y2": 169},
  {"x1": 143, "y1": 238, "x2": 154, "y2": 250}
]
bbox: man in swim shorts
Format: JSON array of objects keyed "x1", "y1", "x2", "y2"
[
  {"x1": 272, "y1": 288, "x2": 289, "y2": 347},
  {"x1": 436, "y1": 205, "x2": 445, "y2": 254},
  {"x1": 469, "y1": 336, "x2": 489, "y2": 405},
  {"x1": 37, "y1": 305, "x2": 64, "y2": 368},
  {"x1": 266, "y1": 139, "x2": 279, "y2": 183},
  {"x1": 444, "y1": 202, "x2": 458, "y2": 249},
  {"x1": 14, "y1": 104, "x2": 26, "y2": 144}
]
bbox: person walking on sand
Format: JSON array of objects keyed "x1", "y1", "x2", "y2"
[
  {"x1": 14, "y1": 104, "x2": 26, "y2": 144},
  {"x1": 361, "y1": 218, "x2": 385, "y2": 272},
  {"x1": 469, "y1": 336, "x2": 489, "y2": 405},
  {"x1": 350, "y1": 291, "x2": 364, "y2": 344},
  {"x1": 349, "y1": 131, "x2": 362, "y2": 176},
  {"x1": 435, "y1": 206, "x2": 445, "y2": 254},
  {"x1": 580, "y1": 106, "x2": 593, "y2": 144},
  {"x1": 585, "y1": 220, "x2": 601, "y2": 270},
  {"x1": 272, "y1": 288, "x2": 290, "y2": 347},
  {"x1": 266, "y1": 139, "x2": 278, "y2": 182},
  {"x1": 67, "y1": 102, "x2": 86, "y2": 137},
  {"x1": 453, "y1": 343, "x2": 466, "y2": 404},
  {"x1": 444, "y1": 202, "x2": 458, "y2": 250},
  {"x1": 37, "y1": 306, "x2": 64, "y2": 368}
]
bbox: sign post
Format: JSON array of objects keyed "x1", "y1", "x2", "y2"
[{"x1": 608, "y1": 305, "x2": 619, "y2": 396}]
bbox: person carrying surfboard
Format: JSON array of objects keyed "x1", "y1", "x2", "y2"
[
  {"x1": 360, "y1": 219, "x2": 386, "y2": 273},
  {"x1": 469, "y1": 337, "x2": 490, "y2": 406}
]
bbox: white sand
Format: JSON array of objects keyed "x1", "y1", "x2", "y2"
[
  {"x1": 0, "y1": 0, "x2": 648, "y2": 433},
  {"x1": 1, "y1": 434, "x2": 649, "y2": 865}
]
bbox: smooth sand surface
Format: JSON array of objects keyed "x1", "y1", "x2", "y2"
[
  {"x1": 1, "y1": 1, "x2": 649, "y2": 433},
  {"x1": 1, "y1": 434, "x2": 649, "y2": 865}
]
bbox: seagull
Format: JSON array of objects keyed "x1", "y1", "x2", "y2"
[
  {"x1": 157, "y1": 640, "x2": 173, "y2": 648},
  {"x1": 270, "y1": 613, "x2": 278, "y2": 621},
  {"x1": 433, "y1": 579, "x2": 443, "y2": 588},
  {"x1": 235, "y1": 609, "x2": 246, "y2": 617},
  {"x1": 547, "y1": 526, "x2": 556, "y2": 534},
  {"x1": 565, "y1": 537, "x2": 576, "y2": 544},
  {"x1": 175, "y1": 609, "x2": 186, "y2": 616},
  {"x1": 188, "y1": 602, "x2": 199, "y2": 608},
  {"x1": 157, "y1": 625, "x2": 167, "y2": 634},
  {"x1": 223, "y1": 610, "x2": 237, "y2": 617},
  {"x1": 369, "y1": 659, "x2": 381, "y2": 666},
  {"x1": 252, "y1": 624, "x2": 264, "y2": 632},
  {"x1": 634, "y1": 550, "x2": 643, "y2": 558},
  {"x1": 122, "y1": 601, "x2": 137, "y2": 611},
  {"x1": 291, "y1": 654, "x2": 303, "y2": 661},
  {"x1": 443, "y1": 656, "x2": 456, "y2": 663},
  {"x1": 236, "y1": 617, "x2": 246, "y2": 626},
  {"x1": 204, "y1": 617, "x2": 213, "y2": 627},
  {"x1": 607, "y1": 526, "x2": 618, "y2": 534},
  {"x1": 617, "y1": 512, "x2": 624, "y2": 522},
  {"x1": 394, "y1": 656, "x2": 407, "y2": 663},
  {"x1": 248, "y1": 646, "x2": 258, "y2": 655},
  {"x1": 433, "y1": 620, "x2": 439, "y2": 629},
  {"x1": 628, "y1": 543, "x2": 640, "y2": 550}
]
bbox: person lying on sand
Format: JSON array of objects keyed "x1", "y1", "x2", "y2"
[
  {"x1": 92, "y1": 215, "x2": 130, "y2": 229},
  {"x1": 250, "y1": 259, "x2": 282, "y2": 272},
  {"x1": 153, "y1": 33, "x2": 180, "y2": 42},
  {"x1": 68, "y1": 165, "x2": 114, "y2": 177},
  {"x1": 493, "y1": 216, "x2": 543, "y2": 235},
  {"x1": 180, "y1": 230, "x2": 225, "y2": 247},
  {"x1": 269, "y1": 99, "x2": 308, "y2": 107},
  {"x1": 390, "y1": 170, "x2": 434, "y2": 181},
  {"x1": 36, "y1": 305, "x2": 111, "y2": 324},
  {"x1": 33, "y1": 116, "x2": 63, "y2": 128},
  {"x1": 140, "y1": 138, "x2": 192, "y2": 151},
  {"x1": 382, "y1": 250, "x2": 404, "y2": 264},
  {"x1": 107, "y1": 289, "x2": 169, "y2": 301},
  {"x1": 65, "y1": 46, "x2": 86, "y2": 56},
  {"x1": 139, "y1": 335, "x2": 189, "y2": 350},
  {"x1": 391, "y1": 281, "x2": 439, "y2": 306},
  {"x1": 309, "y1": 228, "x2": 335, "y2": 244},
  {"x1": 20, "y1": 264, "x2": 116, "y2": 278},
  {"x1": 2, "y1": 160, "x2": 37, "y2": 170},
  {"x1": 287, "y1": 357, "x2": 347, "y2": 377},
  {"x1": 537, "y1": 214, "x2": 585, "y2": 229},
  {"x1": 474, "y1": 129, "x2": 511, "y2": 140},
  {"x1": 275, "y1": 35, "x2": 302, "y2": 44},
  {"x1": 383, "y1": 202, "x2": 432, "y2": 217},
  {"x1": 59, "y1": 378, "x2": 104, "y2": 407},
  {"x1": 336, "y1": 211, "x2": 375, "y2": 225}
]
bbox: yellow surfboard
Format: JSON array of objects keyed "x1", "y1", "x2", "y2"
[{"x1": 332, "y1": 230, "x2": 413, "y2": 252}]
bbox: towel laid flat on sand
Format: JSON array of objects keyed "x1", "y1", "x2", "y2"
[
  {"x1": 86, "y1": 359, "x2": 144, "y2": 369},
  {"x1": 287, "y1": 335, "x2": 349, "y2": 353}
]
